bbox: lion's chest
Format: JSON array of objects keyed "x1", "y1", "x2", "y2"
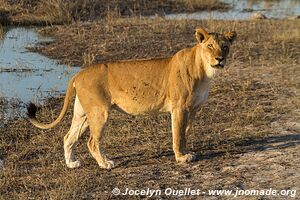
[{"x1": 190, "y1": 81, "x2": 210, "y2": 108}]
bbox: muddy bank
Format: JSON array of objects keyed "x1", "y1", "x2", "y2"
[
  {"x1": 0, "y1": 18, "x2": 299, "y2": 199},
  {"x1": 0, "y1": 0, "x2": 229, "y2": 25}
]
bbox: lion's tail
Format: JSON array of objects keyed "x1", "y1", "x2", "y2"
[{"x1": 27, "y1": 76, "x2": 76, "y2": 129}]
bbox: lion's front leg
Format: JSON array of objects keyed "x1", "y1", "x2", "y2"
[
  {"x1": 171, "y1": 109, "x2": 196, "y2": 163},
  {"x1": 185, "y1": 109, "x2": 197, "y2": 136}
]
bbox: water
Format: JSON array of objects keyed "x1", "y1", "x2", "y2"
[
  {"x1": 166, "y1": 0, "x2": 300, "y2": 20},
  {"x1": 0, "y1": 27, "x2": 80, "y2": 104}
]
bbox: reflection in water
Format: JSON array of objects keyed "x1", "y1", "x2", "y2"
[
  {"x1": 166, "y1": 0, "x2": 300, "y2": 20},
  {"x1": 0, "y1": 28, "x2": 80, "y2": 103}
]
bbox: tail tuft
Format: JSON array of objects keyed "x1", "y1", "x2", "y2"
[{"x1": 27, "y1": 102, "x2": 37, "y2": 118}]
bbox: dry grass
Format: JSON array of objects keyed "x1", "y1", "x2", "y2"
[
  {"x1": 34, "y1": 18, "x2": 300, "y2": 67},
  {"x1": 0, "y1": 0, "x2": 229, "y2": 25},
  {"x1": 1, "y1": 18, "x2": 300, "y2": 199},
  {"x1": 0, "y1": 0, "x2": 10, "y2": 25},
  {"x1": 36, "y1": 0, "x2": 72, "y2": 24},
  {"x1": 0, "y1": 0, "x2": 9, "y2": 10}
]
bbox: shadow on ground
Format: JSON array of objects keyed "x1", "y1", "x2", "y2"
[{"x1": 114, "y1": 133, "x2": 300, "y2": 168}]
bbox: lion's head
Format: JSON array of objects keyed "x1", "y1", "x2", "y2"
[{"x1": 195, "y1": 28, "x2": 236, "y2": 69}]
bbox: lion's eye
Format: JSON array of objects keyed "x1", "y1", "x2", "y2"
[{"x1": 207, "y1": 44, "x2": 213, "y2": 49}]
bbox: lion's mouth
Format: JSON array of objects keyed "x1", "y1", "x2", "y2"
[{"x1": 211, "y1": 63, "x2": 225, "y2": 69}]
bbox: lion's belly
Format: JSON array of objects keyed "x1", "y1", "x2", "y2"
[
  {"x1": 111, "y1": 92, "x2": 168, "y2": 115},
  {"x1": 112, "y1": 99, "x2": 167, "y2": 115}
]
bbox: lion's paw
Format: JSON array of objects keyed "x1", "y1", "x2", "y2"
[
  {"x1": 66, "y1": 160, "x2": 81, "y2": 168},
  {"x1": 99, "y1": 160, "x2": 115, "y2": 170},
  {"x1": 176, "y1": 153, "x2": 197, "y2": 163}
]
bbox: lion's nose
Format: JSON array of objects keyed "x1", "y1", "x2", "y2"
[{"x1": 216, "y1": 56, "x2": 224, "y2": 62}]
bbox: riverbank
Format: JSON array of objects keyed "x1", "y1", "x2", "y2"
[{"x1": 0, "y1": 18, "x2": 299, "y2": 199}]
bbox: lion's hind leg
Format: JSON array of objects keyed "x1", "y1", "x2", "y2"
[
  {"x1": 64, "y1": 96, "x2": 88, "y2": 168},
  {"x1": 86, "y1": 107, "x2": 114, "y2": 170}
]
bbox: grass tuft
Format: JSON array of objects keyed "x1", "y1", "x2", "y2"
[{"x1": 36, "y1": 0, "x2": 72, "y2": 24}]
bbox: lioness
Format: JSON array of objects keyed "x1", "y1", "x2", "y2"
[{"x1": 27, "y1": 28, "x2": 236, "y2": 169}]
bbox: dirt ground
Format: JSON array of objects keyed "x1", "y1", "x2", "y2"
[{"x1": 0, "y1": 18, "x2": 300, "y2": 199}]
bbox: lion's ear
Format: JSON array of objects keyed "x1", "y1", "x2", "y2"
[
  {"x1": 225, "y1": 31, "x2": 237, "y2": 44},
  {"x1": 195, "y1": 28, "x2": 209, "y2": 43}
]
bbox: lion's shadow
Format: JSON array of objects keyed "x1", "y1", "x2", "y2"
[
  {"x1": 196, "y1": 133, "x2": 300, "y2": 161},
  {"x1": 116, "y1": 133, "x2": 300, "y2": 167}
]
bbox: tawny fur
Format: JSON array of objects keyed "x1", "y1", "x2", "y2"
[{"x1": 27, "y1": 28, "x2": 236, "y2": 169}]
